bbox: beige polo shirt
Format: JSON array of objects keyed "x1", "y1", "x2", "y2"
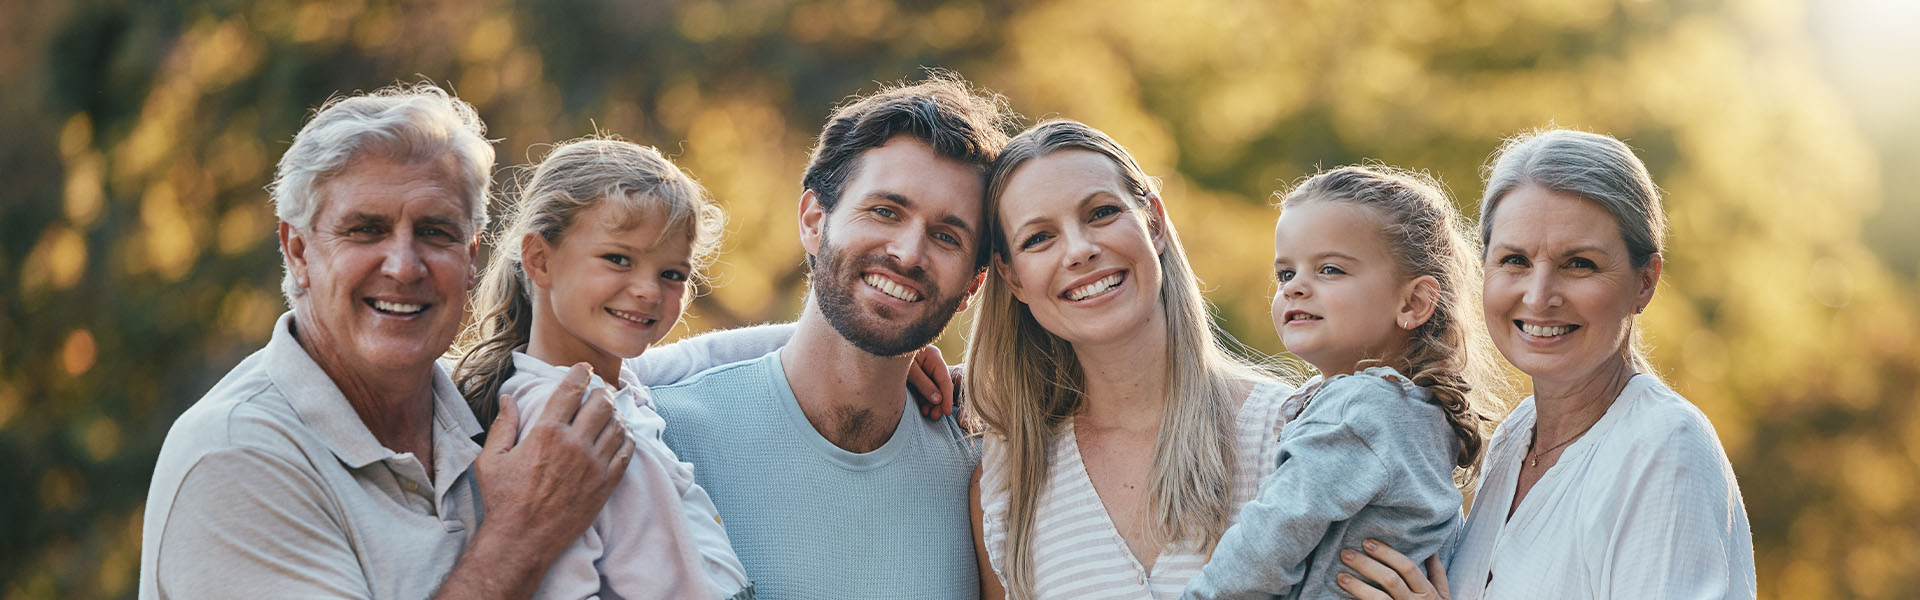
[{"x1": 139, "y1": 312, "x2": 485, "y2": 599}]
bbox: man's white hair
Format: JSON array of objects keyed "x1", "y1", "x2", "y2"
[{"x1": 268, "y1": 82, "x2": 494, "y2": 305}]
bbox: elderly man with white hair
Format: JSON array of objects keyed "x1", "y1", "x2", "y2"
[{"x1": 139, "y1": 83, "x2": 632, "y2": 599}]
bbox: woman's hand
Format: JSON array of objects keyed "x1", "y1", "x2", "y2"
[
  {"x1": 1336, "y1": 539, "x2": 1450, "y2": 600},
  {"x1": 908, "y1": 344, "x2": 964, "y2": 420}
]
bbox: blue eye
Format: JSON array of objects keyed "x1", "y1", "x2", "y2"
[
  {"x1": 934, "y1": 231, "x2": 960, "y2": 246},
  {"x1": 873, "y1": 206, "x2": 897, "y2": 219},
  {"x1": 1276, "y1": 269, "x2": 1294, "y2": 283},
  {"x1": 1319, "y1": 265, "x2": 1345, "y2": 276}
]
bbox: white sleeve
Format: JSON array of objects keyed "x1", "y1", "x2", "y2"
[
  {"x1": 629, "y1": 322, "x2": 795, "y2": 386},
  {"x1": 1601, "y1": 425, "x2": 1750, "y2": 599}
]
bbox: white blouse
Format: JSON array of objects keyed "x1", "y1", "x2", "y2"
[
  {"x1": 979, "y1": 381, "x2": 1293, "y2": 599},
  {"x1": 1447, "y1": 374, "x2": 1756, "y2": 599}
]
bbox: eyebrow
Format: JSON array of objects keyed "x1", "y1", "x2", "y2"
[
  {"x1": 1011, "y1": 190, "x2": 1114, "y2": 233},
  {"x1": 341, "y1": 212, "x2": 388, "y2": 225},
  {"x1": 1273, "y1": 251, "x2": 1359, "y2": 265},
  {"x1": 1491, "y1": 243, "x2": 1611, "y2": 258},
  {"x1": 867, "y1": 191, "x2": 978, "y2": 239},
  {"x1": 416, "y1": 214, "x2": 467, "y2": 234}
]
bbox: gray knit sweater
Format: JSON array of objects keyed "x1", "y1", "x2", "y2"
[{"x1": 1183, "y1": 367, "x2": 1465, "y2": 600}]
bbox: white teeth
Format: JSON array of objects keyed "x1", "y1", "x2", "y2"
[
  {"x1": 372, "y1": 300, "x2": 424, "y2": 314},
  {"x1": 1521, "y1": 323, "x2": 1573, "y2": 337},
  {"x1": 1289, "y1": 313, "x2": 1321, "y2": 322},
  {"x1": 607, "y1": 308, "x2": 655, "y2": 325},
  {"x1": 1067, "y1": 273, "x2": 1124, "y2": 301},
  {"x1": 863, "y1": 274, "x2": 921, "y2": 302}
]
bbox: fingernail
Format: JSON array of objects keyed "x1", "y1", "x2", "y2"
[
  {"x1": 1365, "y1": 539, "x2": 1379, "y2": 551},
  {"x1": 1342, "y1": 549, "x2": 1357, "y2": 562},
  {"x1": 1337, "y1": 574, "x2": 1353, "y2": 585}
]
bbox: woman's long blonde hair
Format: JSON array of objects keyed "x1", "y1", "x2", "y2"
[
  {"x1": 964, "y1": 120, "x2": 1283, "y2": 598},
  {"x1": 452, "y1": 137, "x2": 724, "y2": 432}
]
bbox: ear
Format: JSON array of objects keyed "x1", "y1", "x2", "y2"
[
  {"x1": 278, "y1": 221, "x2": 312, "y2": 291},
  {"x1": 956, "y1": 270, "x2": 988, "y2": 312},
  {"x1": 993, "y1": 253, "x2": 1032, "y2": 305},
  {"x1": 798, "y1": 189, "x2": 826, "y2": 259},
  {"x1": 1143, "y1": 193, "x2": 1171, "y2": 254},
  {"x1": 1634, "y1": 252, "x2": 1662, "y2": 314},
  {"x1": 522, "y1": 232, "x2": 554, "y2": 288},
  {"x1": 1397, "y1": 275, "x2": 1441, "y2": 330}
]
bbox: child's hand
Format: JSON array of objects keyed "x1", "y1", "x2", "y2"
[
  {"x1": 1336, "y1": 539, "x2": 1450, "y2": 600},
  {"x1": 907, "y1": 345, "x2": 964, "y2": 421}
]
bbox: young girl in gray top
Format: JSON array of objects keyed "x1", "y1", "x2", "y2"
[{"x1": 1183, "y1": 166, "x2": 1501, "y2": 599}]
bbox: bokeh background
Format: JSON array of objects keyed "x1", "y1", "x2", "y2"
[{"x1": 3, "y1": 0, "x2": 1916, "y2": 597}]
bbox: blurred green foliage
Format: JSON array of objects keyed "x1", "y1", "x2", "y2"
[{"x1": 2, "y1": 0, "x2": 1916, "y2": 598}]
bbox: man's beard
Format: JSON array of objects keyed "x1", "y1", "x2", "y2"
[{"x1": 811, "y1": 227, "x2": 968, "y2": 357}]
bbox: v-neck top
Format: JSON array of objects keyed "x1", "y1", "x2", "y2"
[
  {"x1": 1445, "y1": 375, "x2": 1756, "y2": 599},
  {"x1": 979, "y1": 380, "x2": 1293, "y2": 599}
]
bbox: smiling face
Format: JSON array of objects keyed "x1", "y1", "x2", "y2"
[
  {"x1": 1482, "y1": 183, "x2": 1658, "y2": 389},
  {"x1": 996, "y1": 149, "x2": 1167, "y2": 348},
  {"x1": 283, "y1": 155, "x2": 479, "y2": 381},
  {"x1": 803, "y1": 135, "x2": 985, "y2": 357},
  {"x1": 1269, "y1": 201, "x2": 1414, "y2": 375},
  {"x1": 524, "y1": 200, "x2": 691, "y2": 377}
]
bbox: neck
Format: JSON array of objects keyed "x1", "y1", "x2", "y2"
[
  {"x1": 290, "y1": 310, "x2": 435, "y2": 460},
  {"x1": 780, "y1": 300, "x2": 913, "y2": 452},
  {"x1": 1531, "y1": 352, "x2": 1637, "y2": 443},
  {"x1": 1072, "y1": 309, "x2": 1170, "y2": 433}
]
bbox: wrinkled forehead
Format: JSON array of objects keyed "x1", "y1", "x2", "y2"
[
  {"x1": 845, "y1": 139, "x2": 990, "y2": 230},
  {"x1": 314, "y1": 154, "x2": 474, "y2": 227},
  {"x1": 1486, "y1": 185, "x2": 1626, "y2": 252}
]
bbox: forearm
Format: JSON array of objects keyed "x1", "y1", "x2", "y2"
[
  {"x1": 632, "y1": 322, "x2": 794, "y2": 386},
  {"x1": 431, "y1": 523, "x2": 559, "y2": 600}
]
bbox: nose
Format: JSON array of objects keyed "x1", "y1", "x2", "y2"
[
  {"x1": 1281, "y1": 275, "x2": 1309, "y2": 298},
  {"x1": 1062, "y1": 225, "x2": 1100, "y2": 270},
  {"x1": 886, "y1": 229, "x2": 930, "y2": 270},
  {"x1": 380, "y1": 232, "x2": 428, "y2": 283},
  {"x1": 628, "y1": 272, "x2": 661, "y2": 304},
  {"x1": 1522, "y1": 269, "x2": 1562, "y2": 310}
]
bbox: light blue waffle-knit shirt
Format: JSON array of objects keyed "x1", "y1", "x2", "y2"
[{"x1": 651, "y1": 349, "x2": 980, "y2": 600}]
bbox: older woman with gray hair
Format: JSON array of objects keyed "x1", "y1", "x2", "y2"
[
  {"x1": 140, "y1": 83, "x2": 634, "y2": 599},
  {"x1": 1339, "y1": 129, "x2": 1755, "y2": 600}
]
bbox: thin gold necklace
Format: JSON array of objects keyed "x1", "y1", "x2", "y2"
[{"x1": 1528, "y1": 417, "x2": 1600, "y2": 468}]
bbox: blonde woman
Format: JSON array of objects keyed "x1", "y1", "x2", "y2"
[{"x1": 965, "y1": 120, "x2": 1293, "y2": 599}]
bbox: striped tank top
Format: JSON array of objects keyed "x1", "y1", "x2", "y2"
[{"x1": 979, "y1": 381, "x2": 1294, "y2": 598}]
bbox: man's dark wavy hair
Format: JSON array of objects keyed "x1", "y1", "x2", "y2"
[{"x1": 799, "y1": 70, "x2": 1017, "y2": 267}]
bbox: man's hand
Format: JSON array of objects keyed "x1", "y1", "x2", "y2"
[{"x1": 435, "y1": 364, "x2": 634, "y2": 599}]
